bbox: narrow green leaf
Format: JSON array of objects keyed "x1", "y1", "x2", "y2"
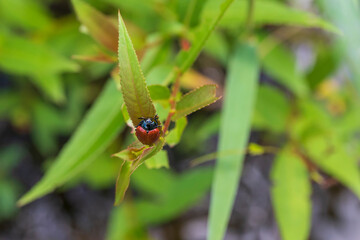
[
  {"x1": 18, "y1": 80, "x2": 125, "y2": 206},
  {"x1": 114, "y1": 160, "x2": 132, "y2": 205},
  {"x1": 271, "y1": 147, "x2": 311, "y2": 240},
  {"x1": 166, "y1": 117, "x2": 187, "y2": 147},
  {"x1": 208, "y1": 43, "x2": 259, "y2": 240},
  {"x1": 202, "y1": 0, "x2": 338, "y2": 33},
  {"x1": 118, "y1": 11, "x2": 156, "y2": 126},
  {"x1": 173, "y1": 85, "x2": 220, "y2": 120},
  {"x1": 164, "y1": 0, "x2": 235, "y2": 85},
  {"x1": 72, "y1": 0, "x2": 118, "y2": 52},
  {"x1": 318, "y1": 0, "x2": 360, "y2": 92},
  {"x1": 0, "y1": 30, "x2": 79, "y2": 103},
  {"x1": 0, "y1": 0, "x2": 52, "y2": 31},
  {"x1": 113, "y1": 137, "x2": 165, "y2": 205}
]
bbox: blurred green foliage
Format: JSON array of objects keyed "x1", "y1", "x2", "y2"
[{"x1": 0, "y1": 0, "x2": 360, "y2": 239}]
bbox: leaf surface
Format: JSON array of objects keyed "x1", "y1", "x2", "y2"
[
  {"x1": 202, "y1": 0, "x2": 338, "y2": 33},
  {"x1": 18, "y1": 80, "x2": 125, "y2": 206},
  {"x1": 144, "y1": 150, "x2": 169, "y2": 169},
  {"x1": 72, "y1": 0, "x2": 118, "y2": 52},
  {"x1": 208, "y1": 43, "x2": 259, "y2": 240},
  {"x1": 271, "y1": 147, "x2": 311, "y2": 240},
  {"x1": 118, "y1": 11, "x2": 156, "y2": 126},
  {"x1": 163, "y1": 0, "x2": 235, "y2": 85},
  {"x1": 173, "y1": 85, "x2": 220, "y2": 120},
  {"x1": 0, "y1": 30, "x2": 78, "y2": 103},
  {"x1": 166, "y1": 117, "x2": 187, "y2": 147},
  {"x1": 113, "y1": 137, "x2": 165, "y2": 205}
]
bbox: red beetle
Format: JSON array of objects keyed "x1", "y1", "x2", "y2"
[{"x1": 135, "y1": 115, "x2": 161, "y2": 145}]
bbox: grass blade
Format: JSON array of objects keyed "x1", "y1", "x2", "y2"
[
  {"x1": 18, "y1": 80, "x2": 124, "y2": 206},
  {"x1": 164, "y1": 0, "x2": 235, "y2": 85},
  {"x1": 202, "y1": 0, "x2": 339, "y2": 33},
  {"x1": 208, "y1": 43, "x2": 259, "y2": 240},
  {"x1": 318, "y1": 0, "x2": 360, "y2": 92}
]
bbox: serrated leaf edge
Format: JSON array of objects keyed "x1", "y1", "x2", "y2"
[
  {"x1": 118, "y1": 11, "x2": 156, "y2": 126},
  {"x1": 173, "y1": 84, "x2": 221, "y2": 120}
]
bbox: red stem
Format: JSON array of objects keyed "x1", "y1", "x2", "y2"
[{"x1": 163, "y1": 73, "x2": 181, "y2": 134}]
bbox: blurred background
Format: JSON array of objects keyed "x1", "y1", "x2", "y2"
[{"x1": 1, "y1": 0, "x2": 360, "y2": 239}]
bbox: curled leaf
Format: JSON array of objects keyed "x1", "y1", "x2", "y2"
[{"x1": 112, "y1": 137, "x2": 165, "y2": 205}]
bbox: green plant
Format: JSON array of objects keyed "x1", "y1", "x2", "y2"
[{"x1": 6, "y1": 0, "x2": 359, "y2": 239}]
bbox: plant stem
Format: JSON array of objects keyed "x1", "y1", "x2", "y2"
[
  {"x1": 163, "y1": 71, "x2": 181, "y2": 134},
  {"x1": 242, "y1": 0, "x2": 255, "y2": 38}
]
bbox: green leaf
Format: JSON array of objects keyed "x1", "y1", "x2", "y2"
[
  {"x1": 18, "y1": 80, "x2": 125, "y2": 206},
  {"x1": 173, "y1": 85, "x2": 220, "y2": 120},
  {"x1": 204, "y1": 31, "x2": 229, "y2": 65},
  {"x1": 0, "y1": 31, "x2": 78, "y2": 75},
  {"x1": 166, "y1": 117, "x2": 187, "y2": 147},
  {"x1": 202, "y1": 0, "x2": 338, "y2": 33},
  {"x1": 0, "y1": 144, "x2": 24, "y2": 178},
  {"x1": 72, "y1": 0, "x2": 118, "y2": 52},
  {"x1": 260, "y1": 36, "x2": 308, "y2": 97},
  {"x1": 208, "y1": 43, "x2": 259, "y2": 240},
  {"x1": 148, "y1": 85, "x2": 171, "y2": 101},
  {"x1": 0, "y1": 30, "x2": 79, "y2": 103},
  {"x1": 114, "y1": 160, "x2": 133, "y2": 205},
  {"x1": 118, "y1": 11, "x2": 156, "y2": 126},
  {"x1": 304, "y1": 135, "x2": 360, "y2": 198},
  {"x1": 306, "y1": 43, "x2": 338, "y2": 90},
  {"x1": 0, "y1": 0, "x2": 52, "y2": 31},
  {"x1": 164, "y1": 0, "x2": 235, "y2": 85},
  {"x1": 103, "y1": 0, "x2": 160, "y2": 32},
  {"x1": 176, "y1": 0, "x2": 208, "y2": 28},
  {"x1": 180, "y1": 113, "x2": 220, "y2": 152},
  {"x1": 74, "y1": 154, "x2": 122, "y2": 189},
  {"x1": 318, "y1": 0, "x2": 360, "y2": 92},
  {"x1": 113, "y1": 137, "x2": 166, "y2": 205},
  {"x1": 252, "y1": 85, "x2": 290, "y2": 133},
  {"x1": 131, "y1": 165, "x2": 175, "y2": 196},
  {"x1": 0, "y1": 180, "x2": 20, "y2": 220},
  {"x1": 291, "y1": 101, "x2": 360, "y2": 198},
  {"x1": 133, "y1": 166, "x2": 214, "y2": 224},
  {"x1": 144, "y1": 150, "x2": 169, "y2": 169},
  {"x1": 106, "y1": 167, "x2": 213, "y2": 239},
  {"x1": 106, "y1": 202, "x2": 148, "y2": 240},
  {"x1": 271, "y1": 147, "x2": 311, "y2": 240}
]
